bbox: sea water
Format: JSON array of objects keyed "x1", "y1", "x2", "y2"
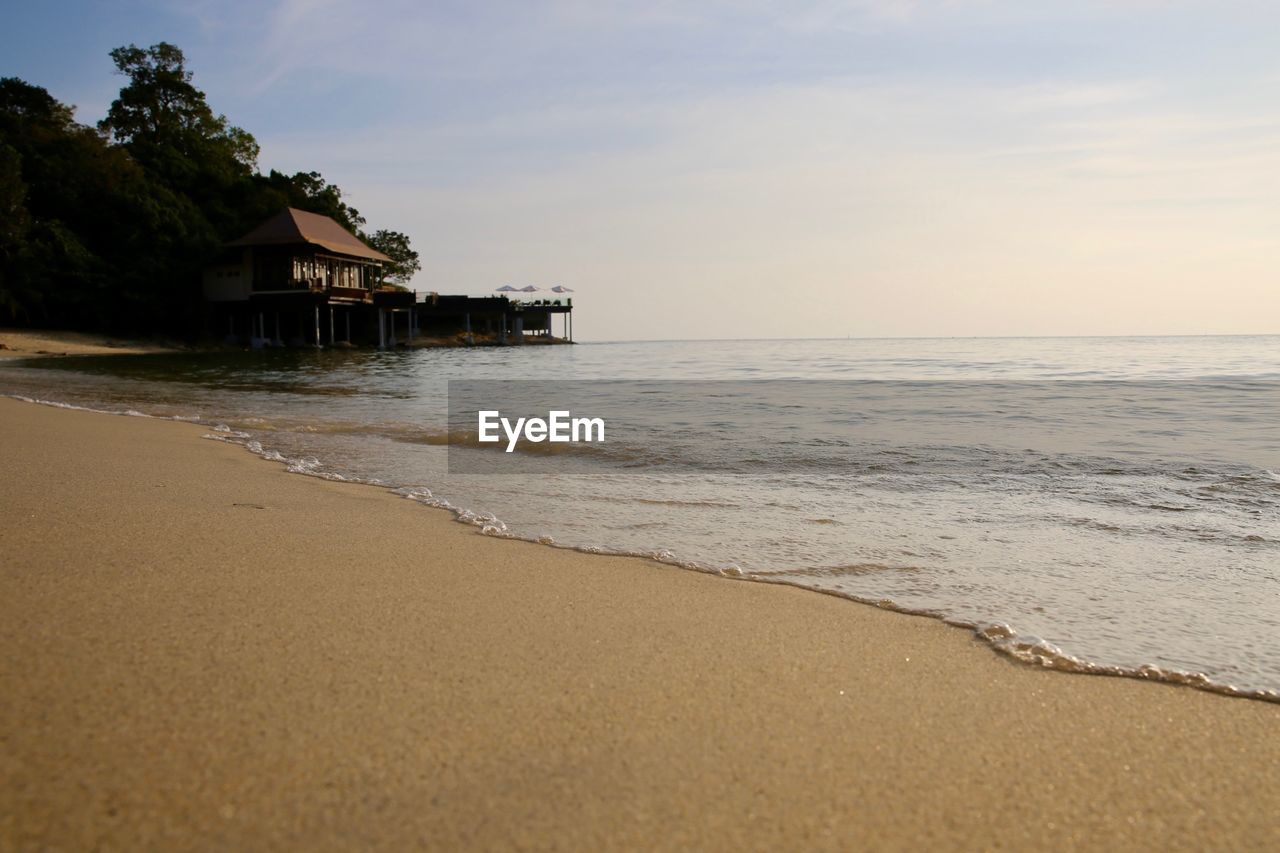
[{"x1": 2, "y1": 335, "x2": 1277, "y2": 700}]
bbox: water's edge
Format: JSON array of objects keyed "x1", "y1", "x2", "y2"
[{"x1": 8, "y1": 392, "x2": 1278, "y2": 705}]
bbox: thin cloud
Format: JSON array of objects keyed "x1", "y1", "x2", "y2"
[{"x1": 146, "y1": 0, "x2": 1280, "y2": 337}]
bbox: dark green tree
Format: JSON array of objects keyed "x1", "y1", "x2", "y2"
[
  {"x1": 99, "y1": 42, "x2": 258, "y2": 237},
  {"x1": 1, "y1": 77, "x2": 208, "y2": 331},
  {"x1": 0, "y1": 142, "x2": 34, "y2": 320},
  {"x1": 242, "y1": 169, "x2": 366, "y2": 236},
  {"x1": 366, "y1": 230, "x2": 420, "y2": 286},
  {"x1": 0, "y1": 45, "x2": 419, "y2": 337},
  {"x1": 99, "y1": 42, "x2": 257, "y2": 171},
  {"x1": 0, "y1": 78, "x2": 104, "y2": 325}
]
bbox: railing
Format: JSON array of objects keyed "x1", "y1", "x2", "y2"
[
  {"x1": 251, "y1": 278, "x2": 317, "y2": 293},
  {"x1": 250, "y1": 279, "x2": 374, "y2": 302},
  {"x1": 512, "y1": 299, "x2": 570, "y2": 308},
  {"x1": 328, "y1": 285, "x2": 371, "y2": 301}
]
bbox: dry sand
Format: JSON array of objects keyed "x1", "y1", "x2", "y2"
[
  {"x1": 0, "y1": 328, "x2": 180, "y2": 359},
  {"x1": 0, "y1": 396, "x2": 1277, "y2": 850}
]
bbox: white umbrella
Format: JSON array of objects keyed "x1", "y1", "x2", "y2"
[
  {"x1": 518, "y1": 285, "x2": 541, "y2": 293},
  {"x1": 550, "y1": 285, "x2": 574, "y2": 293},
  {"x1": 495, "y1": 285, "x2": 519, "y2": 292}
]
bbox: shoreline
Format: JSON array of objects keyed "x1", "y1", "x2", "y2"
[
  {"x1": 1, "y1": 396, "x2": 1278, "y2": 848},
  {"x1": 11, "y1": 389, "x2": 1274, "y2": 707},
  {"x1": 0, "y1": 328, "x2": 571, "y2": 359},
  {"x1": 0, "y1": 327, "x2": 185, "y2": 359}
]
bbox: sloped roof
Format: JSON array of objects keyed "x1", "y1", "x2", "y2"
[{"x1": 227, "y1": 207, "x2": 391, "y2": 262}]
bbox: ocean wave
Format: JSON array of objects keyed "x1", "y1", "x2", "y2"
[
  {"x1": 974, "y1": 623, "x2": 1280, "y2": 703},
  {"x1": 4, "y1": 393, "x2": 199, "y2": 422},
  {"x1": 6, "y1": 373, "x2": 1280, "y2": 708}
]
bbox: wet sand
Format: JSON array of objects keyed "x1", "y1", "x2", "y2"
[{"x1": 0, "y1": 396, "x2": 1277, "y2": 850}]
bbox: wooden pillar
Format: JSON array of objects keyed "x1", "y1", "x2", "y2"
[
  {"x1": 378, "y1": 309, "x2": 386, "y2": 349},
  {"x1": 314, "y1": 306, "x2": 321, "y2": 348},
  {"x1": 389, "y1": 310, "x2": 398, "y2": 347},
  {"x1": 345, "y1": 311, "x2": 351, "y2": 343},
  {"x1": 329, "y1": 307, "x2": 335, "y2": 345}
]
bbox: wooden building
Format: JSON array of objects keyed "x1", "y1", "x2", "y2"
[
  {"x1": 204, "y1": 208, "x2": 416, "y2": 347},
  {"x1": 415, "y1": 295, "x2": 573, "y2": 344},
  {"x1": 205, "y1": 207, "x2": 573, "y2": 348}
]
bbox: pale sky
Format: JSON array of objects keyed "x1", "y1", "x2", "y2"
[{"x1": 5, "y1": 1, "x2": 1279, "y2": 340}]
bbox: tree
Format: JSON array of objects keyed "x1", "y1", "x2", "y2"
[
  {"x1": 0, "y1": 77, "x2": 76, "y2": 130},
  {"x1": 366, "y1": 230, "x2": 420, "y2": 286},
  {"x1": 99, "y1": 42, "x2": 258, "y2": 189},
  {"x1": 1, "y1": 76, "x2": 211, "y2": 331},
  {"x1": 0, "y1": 45, "x2": 419, "y2": 336},
  {"x1": 0, "y1": 142, "x2": 33, "y2": 321}
]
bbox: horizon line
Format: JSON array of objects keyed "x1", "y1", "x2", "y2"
[{"x1": 575, "y1": 331, "x2": 1280, "y2": 345}]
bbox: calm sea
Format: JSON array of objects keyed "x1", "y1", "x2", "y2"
[{"x1": 3, "y1": 336, "x2": 1278, "y2": 700}]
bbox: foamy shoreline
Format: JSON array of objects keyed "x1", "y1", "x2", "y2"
[
  {"x1": 11, "y1": 385, "x2": 1277, "y2": 706},
  {"x1": 1, "y1": 396, "x2": 1278, "y2": 848}
]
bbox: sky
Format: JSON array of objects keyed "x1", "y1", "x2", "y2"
[{"x1": 4, "y1": 0, "x2": 1279, "y2": 340}]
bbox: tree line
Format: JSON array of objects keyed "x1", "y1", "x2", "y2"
[{"x1": 0, "y1": 42, "x2": 420, "y2": 336}]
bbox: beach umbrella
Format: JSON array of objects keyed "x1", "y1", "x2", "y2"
[
  {"x1": 495, "y1": 285, "x2": 519, "y2": 292},
  {"x1": 550, "y1": 285, "x2": 574, "y2": 293},
  {"x1": 518, "y1": 285, "x2": 541, "y2": 292}
]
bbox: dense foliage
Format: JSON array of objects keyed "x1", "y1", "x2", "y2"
[
  {"x1": 366, "y1": 230, "x2": 421, "y2": 286},
  {"x1": 0, "y1": 42, "x2": 418, "y2": 335}
]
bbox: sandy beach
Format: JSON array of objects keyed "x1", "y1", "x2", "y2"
[
  {"x1": 0, "y1": 329, "x2": 181, "y2": 359},
  {"x1": 1, "y1": 396, "x2": 1277, "y2": 850}
]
